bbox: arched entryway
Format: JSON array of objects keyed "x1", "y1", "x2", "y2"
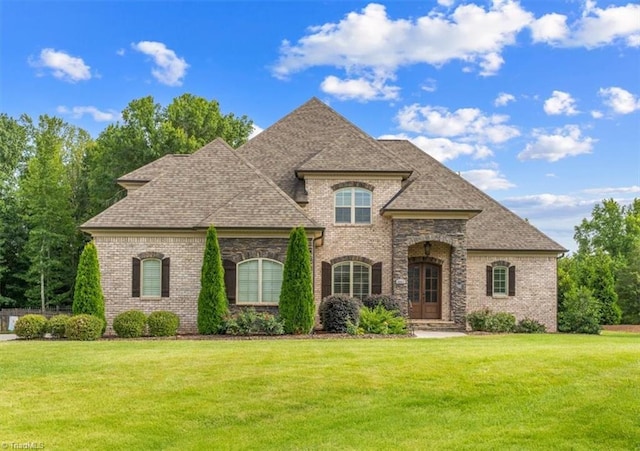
[{"x1": 408, "y1": 261, "x2": 442, "y2": 319}]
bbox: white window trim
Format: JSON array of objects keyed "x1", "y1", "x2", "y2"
[
  {"x1": 334, "y1": 187, "x2": 372, "y2": 225},
  {"x1": 236, "y1": 258, "x2": 283, "y2": 305},
  {"x1": 332, "y1": 261, "x2": 371, "y2": 298},
  {"x1": 492, "y1": 265, "x2": 508, "y2": 298},
  {"x1": 141, "y1": 258, "x2": 162, "y2": 298}
]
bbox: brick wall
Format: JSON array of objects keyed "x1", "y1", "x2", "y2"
[{"x1": 467, "y1": 253, "x2": 558, "y2": 332}]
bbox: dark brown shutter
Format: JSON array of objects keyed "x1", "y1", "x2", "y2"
[
  {"x1": 508, "y1": 266, "x2": 516, "y2": 297},
  {"x1": 486, "y1": 265, "x2": 492, "y2": 297},
  {"x1": 223, "y1": 259, "x2": 236, "y2": 304},
  {"x1": 321, "y1": 261, "x2": 332, "y2": 299},
  {"x1": 161, "y1": 258, "x2": 170, "y2": 297},
  {"x1": 371, "y1": 262, "x2": 382, "y2": 295},
  {"x1": 132, "y1": 258, "x2": 141, "y2": 297}
]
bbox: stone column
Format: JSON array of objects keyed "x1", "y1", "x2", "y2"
[{"x1": 450, "y1": 245, "x2": 467, "y2": 325}]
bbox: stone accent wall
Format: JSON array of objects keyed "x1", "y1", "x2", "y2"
[
  {"x1": 303, "y1": 177, "x2": 402, "y2": 304},
  {"x1": 392, "y1": 219, "x2": 467, "y2": 323},
  {"x1": 93, "y1": 234, "x2": 290, "y2": 334},
  {"x1": 467, "y1": 253, "x2": 558, "y2": 332}
]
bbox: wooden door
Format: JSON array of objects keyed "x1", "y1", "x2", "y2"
[{"x1": 408, "y1": 263, "x2": 441, "y2": 319}]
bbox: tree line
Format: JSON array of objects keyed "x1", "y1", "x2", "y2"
[{"x1": 0, "y1": 94, "x2": 252, "y2": 309}]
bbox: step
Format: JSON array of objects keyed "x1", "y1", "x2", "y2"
[{"x1": 410, "y1": 320, "x2": 465, "y2": 332}]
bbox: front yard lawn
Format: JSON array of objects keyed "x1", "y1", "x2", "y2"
[{"x1": 1, "y1": 333, "x2": 638, "y2": 450}]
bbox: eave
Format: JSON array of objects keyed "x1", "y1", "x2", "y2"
[{"x1": 381, "y1": 209, "x2": 482, "y2": 220}]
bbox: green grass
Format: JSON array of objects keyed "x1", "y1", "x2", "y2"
[{"x1": 1, "y1": 334, "x2": 639, "y2": 450}]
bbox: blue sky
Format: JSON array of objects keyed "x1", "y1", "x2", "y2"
[{"x1": 1, "y1": 0, "x2": 639, "y2": 251}]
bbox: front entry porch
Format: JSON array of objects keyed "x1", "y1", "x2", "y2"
[{"x1": 408, "y1": 261, "x2": 441, "y2": 319}]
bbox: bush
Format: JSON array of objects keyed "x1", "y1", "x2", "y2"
[
  {"x1": 319, "y1": 295, "x2": 361, "y2": 333},
  {"x1": 197, "y1": 225, "x2": 229, "y2": 334},
  {"x1": 362, "y1": 294, "x2": 402, "y2": 312},
  {"x1": 558, "y1": 286, "x2": 601, "y2": 334},
  {"x1": 359, "y1": 305, "x2": 408, "y2": 334},
  {"x1": 147, "y1": 311, "x2": 180, "y2": 337},
  {"x1": 47, "y1": 315, "x2": 71, "y2": 338},
  {"x1": 515, "y1": 318, "x2": 547, "y2": 334},
  {"x1": 279, "y1": 226, "x2": 315, "y2": 334},
  {"x1": 466, "y1": 309, "x2": 516, "y2": 333},
  {"x1": 65, "y1": 314, "x2": 104, "y2": 341},
  {"x1": 113, "y1": 310, "x2": 147, "y2": 338},
  {"x1": 224, "y1": 309, "x2": 284, "y2": 336},
  {"x1": 14, "y1": 314, "x2": 47, "y2": 339}
]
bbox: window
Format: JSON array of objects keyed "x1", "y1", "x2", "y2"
[
  {"x1": 333, "y1": 262, "x2": 370, "y2": 298},
  {"x1": 132, "y1": 256, "x2": 170, "y2": 298},
  {"x1": 237, "y1": 258, "x2": 283, "y2": 304},
  {"x1": 493, "y1": 266, "x2": 507, "y2": 296},
  {"x1": 335, "y1": 188, "x2": 371, "y2": 224}
]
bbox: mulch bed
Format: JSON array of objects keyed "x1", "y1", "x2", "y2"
[{"x1": 602, "y1": 325, "x2": 640, "y2": 333}]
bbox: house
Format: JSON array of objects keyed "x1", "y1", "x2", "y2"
[{"x1": 82, "y1": 98, "x2": 566, "y2": 333}]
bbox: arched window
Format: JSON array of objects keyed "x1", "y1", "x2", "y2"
[
  {"x1": 486, "y1": 261, "x2": 516, "y2": 297},
  {"x1": 492, "y1": 266, "x2": 508, "y2": 296},
  {"x1": 237, "y1": 258, "x2": 283, "y2": 304},
  {"x1": 141, "y1": 258, "x2": 162, "y2": 297},
  {"x1": 335, "y1": 188, "x2": 372, "y2": 224},
  {"x1": 333, "y1": 261, "x2": 371, "y2": 298}
]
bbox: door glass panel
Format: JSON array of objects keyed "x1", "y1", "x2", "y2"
[
  {"x1": 424, "y1": 265, "x2": 439, "y2": 303},
  {"x1": 408, "y1": 265, "x2": 420, "y2": 303}
]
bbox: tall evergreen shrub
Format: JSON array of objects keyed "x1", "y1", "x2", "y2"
[
  {"x1": 197, "y1": 225, "x2": 228, "y2": 334},
  {"x1": 72, "y1": 241, "x2": 105, "y2": 332},
  {"x1": 279, "y1": 226, "x2": 315, "y2": 334}
]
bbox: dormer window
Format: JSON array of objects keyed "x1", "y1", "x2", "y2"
[{"x1": 335, "y1": 188, "x2": 372, "y2": 224}]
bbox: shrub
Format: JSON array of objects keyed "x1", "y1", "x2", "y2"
[
  {"x1": 224, "y1": 309, "x2": 284, "y2": 336},
  {"x1": 47, "y1": 315, "x2": 71, "y2": 338},
  {"x1": 515, "y1": 318, "x2": 547, "y2": 334},
  {"x1": 73, "y1": 241, "x2": 106, "y2": 332},
  {"x1": 113, "y1": 310, "x2": 147, "y2": 338},
  {"x1": 147, "y1": 311, "x2": 180, "y2": 337},
  {"x1": 279, "y1": 226, "x2": 315, "y2": 334},
  {"x1": 558, "y1": 286, "x2": 601, "y2": 334},
  {"x1": 362, "y1": 294, "x2": 402, "y2": 312},
  {"x1": 65, "y1": 314, "x2": 104, "y2": 341},
  {"x1": 319, "y1": 295, "x2": 361, "y2": 333},
  {"x1": 466, "y1": 309, "x2": 515, "y2": 333},
  {"x1": 197, "y1": 225, "x2": 229, "y2": 334},
  {"x1": 14, "y1": 314, "x2": 47, "y2": 339},
  {"x1": 359, "y1": 305, "x2": 408, "y2": 334}
]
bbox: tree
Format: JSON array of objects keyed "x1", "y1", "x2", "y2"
[
  {"x1": 72, "y1": 241, "x2": 105, "y2": 330},
  {"x1": 197, "y1": 225, "x2": 228, "y2": 334},
  {"x1": 18, "y1": 115, "x2": 78, "y2": 309},
  {"x1": 279, "y1": 226, "x2": 315, "y2": 334},
  {"x1": 558, "y1": 286, "x2": 601, "y2": 335},
  {"x1": 86, "y1": 94, "x2": 253, "y2": 217},
  {"x1": 617, "y1": 240, "x2": 640, "y2": 324}
]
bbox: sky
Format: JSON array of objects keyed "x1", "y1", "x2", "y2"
[{"x1": 1, "y1": 0, "x2": 639, "y2": 252}]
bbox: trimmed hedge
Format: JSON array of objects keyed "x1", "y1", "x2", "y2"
[
  {"x1": 47, "y1": 315, "x2": 71, "y2": 338},
  {"x1": 224, "y1": 309, "x2": 284, "y2": 336},
  {"x1": 14, "y1": 314, "x2": 47, "y2": 339},
  {"x1": 319, "y1": 295, "x2": 361, "y2": 333},
  {"x1": 66, "y1": 314, "x2": 104, "y2": 341},
  {"x1": 362, "y1": 294, "x2": 402, "y2": 312},
  {"x1": 113, "y1": 310, "x2": 147, "y2": 338},
  {"x1": 466, "y1": 308, "x2": 516, "y2": 333},
  {"x1": 147, "y1": 311, "x2": 180, "y2": 337},
  {"x1": 515, "y1": 318, "x2": 547, "y2": 334}
]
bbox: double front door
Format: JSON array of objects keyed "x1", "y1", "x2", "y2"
[{"x1": 408, "y1": 262, "x2": 441, "y2": 319}]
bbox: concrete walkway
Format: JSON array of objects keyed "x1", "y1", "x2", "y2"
[
  {"x1": 0, "y1": 334, "x2": 18, "y2": 341},
  {"x1": 412, "y1": 330, "x2": 466, "y2": 338}
]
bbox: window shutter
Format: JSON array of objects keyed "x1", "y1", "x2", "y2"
[
  {"x1": 508, "y1": 266, "x2": 516, "y2": 297},
  {"x1": 321, "y1": 262, "x2": 332, "y2": 299},
  {"x1": 486, "y1": 266, "x2": 492, "y2": 297},
  {"x1": 371, "y1": 262, "x2": 382, "y2": 295},
  {"x1": 132, "y1": 258, "x2": 141, "y2": 297},
  {"x1": 161, "y1": 258, "x2": 170, "y2": 297},
  {"x1": 223, "y1": 259, "x2": 236, "y2": 304}
]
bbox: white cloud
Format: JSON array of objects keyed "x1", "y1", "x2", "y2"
[
  {"x1": 116, "y1": 48, "x2": 126, "y2": 56},
  {"x1": 379, "y1": 133, "x2": 492, "y2": 162},
  {"x1": 518, "y1": 125, "x2": 595, "y2": 162},
  {"x1": 582, "y1": 185, "x2": 640, "y2": 195},
  {"x1": 56, "y1": 105, "x2": 119, "y2": 122},
  {"x1": 531, "y1": 3, "x2": 640, "y2": 48},
  {"x1": 543, "y1": 90, "x2": 579, "y2": 115},
  {"x1": 494, "y1": 92, "x2": 515, "y2": 107},
  {"x1": 460, "y1": 169, "x2": 515, "y2": 190},
  {"x1": 598, "y1": 86, "x2": 640, "y2": 114},
  {"x1": 131, "y1": 41, "x2": 188, "y2": 86},
  {"x1": 28, "y1": 48, "x2": 91, "y2": 83},
  {"x1": 590, "y1": 110, "x2": 604, "y2": 119},
  {"x1": 273, "y1": 1, "x2": 533, "y2": 85},
  {"x1": 396, "y1": 104, "x2": 520, "y2": 144},
  {"x1": 421, "y1": 78, "x2": 437, "y2": 93},
  {"x1": 249, "y1": 124, "x2": 264, "y2": 139},
  {"x1": 320, "y1": 74, "x2": 399, "y2": 101},
  {"x1": 437, "y1": 0, "x2": 455, "y2": 7}
]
